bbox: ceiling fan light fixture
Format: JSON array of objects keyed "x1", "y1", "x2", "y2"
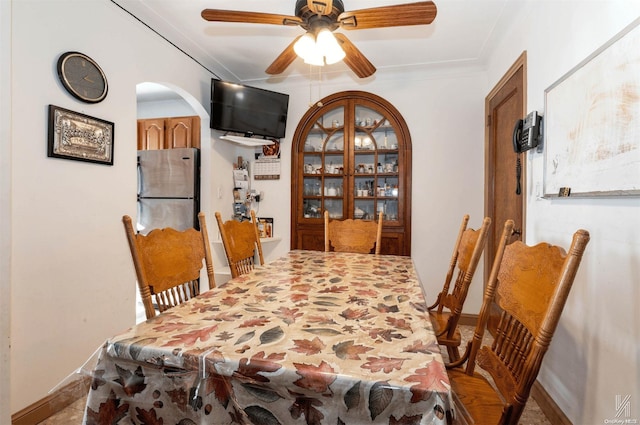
[
  {"x1": 316, "y1": 28, "x2": 345, "y2": 64},
  {"x1": 295, "y1": 33, "x2": 324, "y2": 66},
  {"x1": 294, "y1": 32, "x2": 315, "y2": 57},
  {"x1": 294, "y1": 28, "x2": 344, "y2": 67},
  {"x1": 303, "y1": 50, "x2": 325, "y2": 66}
]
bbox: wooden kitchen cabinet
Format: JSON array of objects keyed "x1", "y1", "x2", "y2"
[
  {"x1": 291, "y1": 91, "x2": 412, "y2": 256},
  {"x1": 137, "y1": 116, "x2": 201, "y2": 150}
]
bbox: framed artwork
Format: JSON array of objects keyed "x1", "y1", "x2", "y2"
[
  {"x1": 47, "y1": 105, "x2": 114, "y2": 165},
  {"x1": 543, "y1": 17, "x2": 640, "y2": 197},
  {"x1": 257, "y1": 217, "x2": 273, "y2": 238}
]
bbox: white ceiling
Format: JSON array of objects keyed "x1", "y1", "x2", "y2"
[{"x1": 117, "y1": 0, "x2": 514, "y2": 90}]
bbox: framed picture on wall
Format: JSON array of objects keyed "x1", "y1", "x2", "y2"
[
  {"x1": 47, "y1": 105, "x2": 114, "y2": 165},
  {"x1": 257, "y1": 217, "x2": 273, "y2": 238}
]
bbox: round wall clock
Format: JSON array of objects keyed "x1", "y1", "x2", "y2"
[{"x1": 57, "y1": 51, "x2": 108, "y2": 103}]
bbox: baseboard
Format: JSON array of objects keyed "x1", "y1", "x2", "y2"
[
  {"x1": 531, "y1": 380, "x2": 572, "y2": 425},
  {"x1": 11, "y1": 377, "x2": 89, "y2": 425},
  {"x1": 458, "y1": 313, "x2": 478, "y2": 326}
]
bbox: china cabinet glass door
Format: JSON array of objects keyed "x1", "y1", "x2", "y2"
[
  {"x1": 302, "y1": 106, "x2": 345, "y2": 220},
  {"x1": 293, "y1": 91, "x2": 412, "y2": 255},
  {"x1": 352, "y1": 104, "x2": 400, "y2": 223}
]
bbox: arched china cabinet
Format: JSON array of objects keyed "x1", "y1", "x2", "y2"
[{"x1": 291, "y1": 91, "x2": 412, "y2": 255}]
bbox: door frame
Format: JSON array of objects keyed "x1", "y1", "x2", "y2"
[{"x1": 484, "y1": 51, "x2": 527, "y2": 283}]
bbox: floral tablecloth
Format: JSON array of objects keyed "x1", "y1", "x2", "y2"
[{"x1": 83, "y1": 250, "x2": 455, "y2": 424}]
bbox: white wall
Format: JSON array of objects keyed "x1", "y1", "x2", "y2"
[
  {"x1": 7, "y1": 0, "x2": 228, "y2": 412},
  {"x1": 484, "y1": 1, "x2": 640, "y2": 423},
  {"x1": 1, "y1": 0, "x2": 13, "y2": 422},
  {"x1": 137, "y1": 96, "x2": 196, "y2": 119}
]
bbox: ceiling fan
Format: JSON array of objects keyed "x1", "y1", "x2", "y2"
[{"x1": 201, "y1": 0, "x2": 437, "y2": 78}]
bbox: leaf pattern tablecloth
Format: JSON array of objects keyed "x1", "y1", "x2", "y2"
[{"x1": 83, "y1": 250, "x2": 456, "y2": 424}]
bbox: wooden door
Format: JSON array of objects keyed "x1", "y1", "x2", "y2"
[
  {"x1": 137, "y1": 118, "x2": 165, "y2": 150},
  {"x1": 484, "y1": 52, "x2": 527, "y2": 278}
]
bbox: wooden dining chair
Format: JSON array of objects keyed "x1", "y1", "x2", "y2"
[
  {"x1": 427, "y1": 214, "x2": 491, "y2": 361},
  {"x1": 446, "y1": 220, "x2": 590, "y2": 425},
  {"x1": 324, "y1": 210, "x2": 383, "y2": 254},
  {"x1": 215, "y1": 210, "x2": 264, "y2": 278},
  {"x1": 122, "y1": 212, "x2": 215, "y2": 320}
]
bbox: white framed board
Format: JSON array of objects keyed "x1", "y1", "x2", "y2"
[{"x1": 543, "y1": 17, "x2": 640, "y2": 197}]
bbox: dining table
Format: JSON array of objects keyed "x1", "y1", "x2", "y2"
[{"x1": 82, "y1": 250, "x2": 457, "y2": 424}]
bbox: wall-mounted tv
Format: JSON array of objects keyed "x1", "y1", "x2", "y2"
[{"x1": 210, "y1": 79, "x2": 289, "y2": 139}]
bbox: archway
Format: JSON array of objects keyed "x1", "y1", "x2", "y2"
[{"x1": 134, "y1": 82, "x2": 211, "y2": 322}]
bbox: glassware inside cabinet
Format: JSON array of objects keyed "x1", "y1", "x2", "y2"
[
  {"x1": 324, "y1": 177, "x2": 343, "y2": 197},
  {"x1": 325, "y1": 199, "x2": 343, "y2": 219},
  {"x1": 322, "y1": 106, "x2": 345, "y2": 131},
  {"x1": 376, "y1": 176, "x2": 399, "y2": 197},
  {"x1": 378, "y1": 130, "x2": 398, "y2": 150},
  {"x1": 354, "y1": 152, "x2": 375, "y2": 175},
  {"x1": 303, "y1": 155, "x2": 323, "y2": 175},
  {"x1": 354, "y1": 131, "x2": 375, "y2": 151},
  {"x1": 323, "y1": 159, "x2": 344, "y2": 175},
  {"x1": 355, "y1": 176, "x2": 375, "y2": 198},
  {"x1": 354, "y1": 105, "x2": 384, "y2": 129},
  {"x1": 303, "y1": 177, "x2": 323, "y2": 196},
  {"x1": 303, "y1": 199, "x2": 322, "y2": 218},
  {"x1": 354, "y1": 199, "x2": 374, "y2": 220},
  {"x1": 378, "y1": 153, "x2": 399, "y2": 174},
  {"x1": 377, "y1": 199, "x2": 398, "y2": 221},
  {"x1": 304, "y1": 135, "x2": 324, "y2": 152},
  {"x1": 324, "y1": 133, "x2": 344, "y2": 152}
]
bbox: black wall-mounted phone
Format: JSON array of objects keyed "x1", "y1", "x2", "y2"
[
  {"x1": 512, "y1": 111, "x2": 542, "y2": 153},
  {"x1": 512, "y1": 111, "x2": 542, "y2": 195}
]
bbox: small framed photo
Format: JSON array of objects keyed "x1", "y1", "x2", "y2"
[
  {"x1": 47, "y1": 105, "x2": 114, "y2": 165},
  {"x1": 257, "y1": 217, "x2": 273, "y2": 238}
]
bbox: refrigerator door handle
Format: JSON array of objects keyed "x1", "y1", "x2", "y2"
[
  {"x1": 136, "y1": 201, "x2": 144, "y2": 233},
  {"x1": 137, "y1": 160, "x2": 143, "y2": 197}
]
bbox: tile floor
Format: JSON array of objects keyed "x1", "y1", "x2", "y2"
[{"x1": 39, "y1": 325, "x2": 553, "y2": 424}]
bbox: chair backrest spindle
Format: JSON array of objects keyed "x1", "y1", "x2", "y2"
[
  {"x1": 122, "y1": 212, "x2": 215, "y2": 319},
  {"x1": 427, "y1": 215, "x2": 491, "y2": 361},
  {"x1": 448, "y1": 219, "x2": 590, "y2": 424},
  {"x1": 215, "y1": 210, "x2": 264, "y2": 278}
]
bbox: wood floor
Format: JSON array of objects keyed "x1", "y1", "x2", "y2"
[{"x1": 38, "y1": 325, "x2": 553, "y2": 424}]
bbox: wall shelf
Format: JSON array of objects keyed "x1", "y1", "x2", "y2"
[{"x1": 220, "y1": 135, "x2": 274, "y2": 147}]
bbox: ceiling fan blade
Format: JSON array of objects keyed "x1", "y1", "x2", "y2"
[
  {"x1": 201, "y1": 9, "x2": 302, "y2": 26},
  {"x1": 265, "y1": 36, "x2": 302, "y2": 75},
  {"x1": 338, "y1": 1, "x2": 437, "y2": 30},
  {"x1": 334, "y1": 33, "x2": 376, "y2": 78},
  {"x1": 307, "y1": 0, "x2": 334, "y2": 16}
]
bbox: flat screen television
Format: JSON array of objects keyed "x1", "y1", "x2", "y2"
[{"x1": 210, "y1": 79, "x2": 289, "y2": 139}]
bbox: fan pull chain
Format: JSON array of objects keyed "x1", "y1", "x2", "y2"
[
  {"x1": 316, "y1": 66, "x2": 323, "y2": 106},
  {"x1": 308, "y1": 64, "x2": 314, "y2": 107},
  {"x1": 309, "y1": 65, "x2": 324, "y2": 108}
]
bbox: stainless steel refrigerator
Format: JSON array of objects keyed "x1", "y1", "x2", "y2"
[{"x1": 137, "y1": 148, "x2": 200, "y2": 235}]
